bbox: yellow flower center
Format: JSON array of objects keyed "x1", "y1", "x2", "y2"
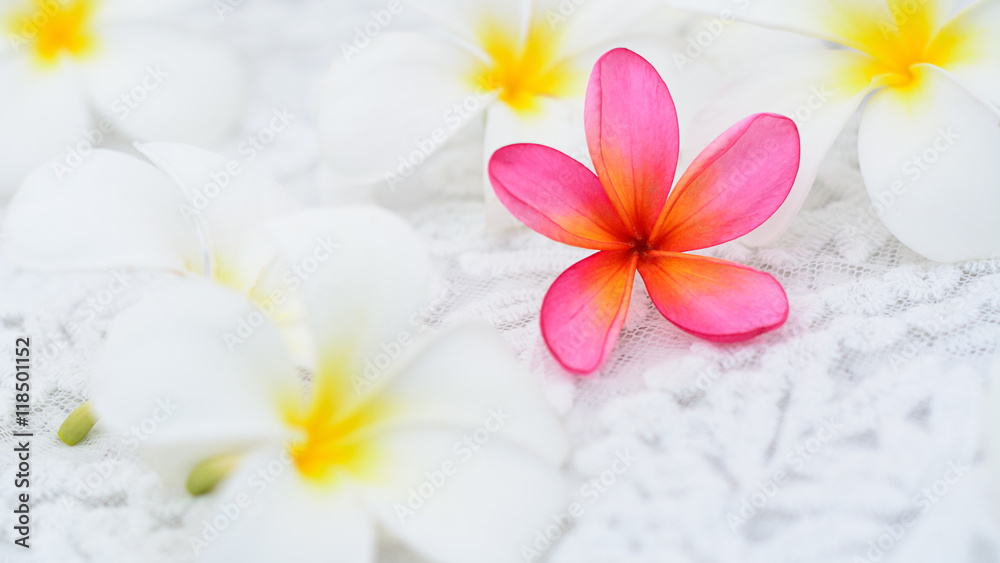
[
  {"x1": 7, "y1": 0, "x2": 96, "y2": 66},
  {"x1": 183, "y1": 348, "x2": 388, "y2": 492},
  {"x1": 285, "y1": 363, "x2": 385, "y2": 484},
  {"x1": 473, "y1": 18, "x2": 581, "y2": 114},
  {"x1": 827, "y1": 1, "x2": 960, "y2": 91}
]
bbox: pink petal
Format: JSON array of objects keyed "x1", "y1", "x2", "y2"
[
  {"x1": 650, "y1": 113, "x2": 800, "y2": 251},
  {"x1": 586, "y1": 48, "x2": 680, "y2": 239},
  {"x1": 541, "y1": 250, "x2": 638, "y2": 374},
  {"x1": 638, "y1": 251, "x2": 788, "y2": 342},
  {"x1": 490, "y1": 144, "x2": 635, "y2": 250}
]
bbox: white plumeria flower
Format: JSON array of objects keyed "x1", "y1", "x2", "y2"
[
  {"x1": 319, "y1": 0, "x2": 664, "y2": 226},
  {"x1": 0, "y1": 0, "x2": 243, "y2": 198},
  {"x1": 3, "y1": 142, "x2": 309, "y2": 443},
  {"x1": 91, "y1": 206, "x2": 571, "y2": 563},
  {"x1": 668, "y1": 0, "x2": 1000, "y2": 262}
]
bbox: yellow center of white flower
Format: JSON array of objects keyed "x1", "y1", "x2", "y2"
[
  {"x1": 7, "y1": 0, "x2": 96, "y2": 66},
  {"x1": 828, "y1": 1, "x2": 961, "y2": 91},
  {"x1": 185, "y1": 341, "x2": 386, "y2": 494},
  {"x1": 284, "y1": 365, "x2": 386, "y2": 484},
  {"x1": 472, "y1": 18, "x2": 581, "y2": 114}
]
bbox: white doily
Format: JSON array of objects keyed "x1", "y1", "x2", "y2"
[{"x1": 2, "y1": 1, "x2": 1000, "y2": 562}]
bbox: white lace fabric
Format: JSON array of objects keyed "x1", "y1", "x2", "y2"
[{"x1": 2, "y1": 2, "x2": 1000, "y2": 562}]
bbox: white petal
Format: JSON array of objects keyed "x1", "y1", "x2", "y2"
[
  {"x1": 409, "y1": 0, "x2": 529, "y2": 50},
  {"x1": 202, "y1": 448, "x2": 375, "y2": 563},
  {"x1": 482, "y1": 96, "x2": 586, "y2": 229},
  {"x1": 81, "y1": 25, "x2": 243, "y2": 146},
  {"x1": 682, "y1": 49, "x2": 879, "y2": 245},
  {"x1": 0, "y1": 57, "x2": 89, "y2": 199},
  {"x1": 929, "y1": 0, "x2": 1000, "y2": 107},
  {"x1": 370, "y1": 323, "x2": 570, "y2": 466},
  {"x1": 91, "y1": 282, "x2": 301, "y2": 486},
  {"x1": 666, "y1": 0, "x2": 897, "y2": 50},
  {"x1": 857, "y1": 64, "x2": 1000, "y2": 262},
  {"x1": 356, "y1": 324, "x2": 571, "y2": 562},
  {"x1": 266, "y1": 206, "x2": 430, "y2": 401},
  {"x1": 319, "y1": 32, "x2": 493, "y2": 183},
  {"x1": 2, "y1": 148, "x2": 201, "y2": 272},
  {"x1": 887, "y1": 0, "x2": 959, "y2": 29},
  {"x1": 369, "y1": 428, "x2": 571, "y2": 563}
]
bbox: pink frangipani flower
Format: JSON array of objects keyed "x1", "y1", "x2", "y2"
[{"x1": 489, "y1": 48, "x2": 802, "y2": 374}]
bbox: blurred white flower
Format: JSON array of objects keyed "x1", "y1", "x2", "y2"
[
  {"x1": 3, "y1": 141, "x2": 309, "y2": 442},
  {"x1": 91, "y1": 207, "x2": 571, "y2": 563},
  {"x1": 0, "y1": 0, "x2": 244, "y2": 198},
  {"x1": 318, "y1": 0, "x2": 666, "y2": 227},
  {"x1": 670, "y1": 0, "x2": 1000, "y2": 262}
]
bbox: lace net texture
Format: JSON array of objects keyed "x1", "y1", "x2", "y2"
[{"x1": 2, "y1": 1, "x2": 1000, "y2": 562}]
